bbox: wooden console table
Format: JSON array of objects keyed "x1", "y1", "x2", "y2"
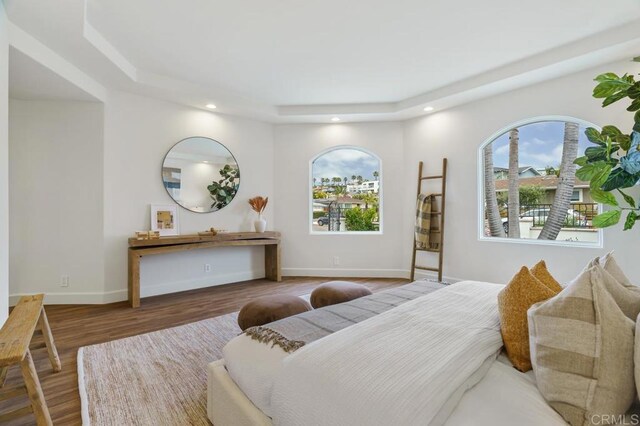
[{"x1": 128, "y1": 231, "x2": 281, "y2": 308}]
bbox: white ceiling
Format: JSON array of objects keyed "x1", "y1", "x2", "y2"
[
  {"x1": 5, "y1": 0, "x2": 640, "y2": 122},
  {"x1": 9, "y1": 47, "x2": 99, "y2": 102}
]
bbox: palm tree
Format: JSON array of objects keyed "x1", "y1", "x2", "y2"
[
  {"x1": 351, "y1": 175, "x2": 357, "y2": 182},
  {"x1": 332, "y1": 177, "x2": 342, "y2": 186},
  {"x1": 508, "y1": 129, "x2": 521, "y2": 238},
  {"x1": 357, "y1": 175, "x2": 363, "y2": 184},
  {"x1": 373, "y1": 171, "x2": 379, "y2": 181},
  {"x1": 334, "y1": 186, "x2": 347, "y2": 196},
  {"x1": 539, "y1": 122, "x2": 579, "y2": 240},
  {"x1": 313, "y1": 177, "x2": 317, "y2": 187},
  {"x1": 484, "y1": 143, "x2": 505, "y2": 237},
  {"x1": 343, "y1": 177, "x2": 347, "y2": 185}
]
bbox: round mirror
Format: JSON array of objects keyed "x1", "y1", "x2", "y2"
[{"x1": 162, "y1": 136, "x2": 240, "y2": 213}]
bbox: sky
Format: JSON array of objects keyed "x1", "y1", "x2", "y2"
[
  {"x1": 312, "y1": 148, "x2": 379, "y2": 182},
  {"x1": 491, "y1": 121, "x2": 591, "y2": 169}
]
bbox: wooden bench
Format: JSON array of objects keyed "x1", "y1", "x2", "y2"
[{"x1": 0, "y1": 294, "x2": 61, "y2": 425}]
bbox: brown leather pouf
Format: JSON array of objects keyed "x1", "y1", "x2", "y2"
[
  {"x1": 310, "y1": 281, "x2": 373, "y2": 309},
  {"x1": 237, "y1": 295, "x2": 312, "y2": 331}
]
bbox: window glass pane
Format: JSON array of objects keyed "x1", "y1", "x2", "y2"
[
  {"x1": 481, "y1": 119, "x2": 601, "y2": 245},
  {"x1": 311, "y1": 148, "x2": 381, "y2": 233}
]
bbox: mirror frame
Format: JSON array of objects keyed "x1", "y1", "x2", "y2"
[{"x1": 161, "y1": 136, "x2": 241, "y2": 214}]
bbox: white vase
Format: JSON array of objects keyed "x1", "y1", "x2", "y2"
[{"x1": 254, "y1": 216, "x2": 267, "y2": 233}]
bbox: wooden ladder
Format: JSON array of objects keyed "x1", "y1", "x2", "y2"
[
  {"x1": 410, "y1": 158, "x2": 448, "y2": 282},
  {"x1": 0, "y1": 294, "x2": 61, "y2": 425}
]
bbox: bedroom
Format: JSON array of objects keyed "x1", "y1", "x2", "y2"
[{"x1": 0, "y1": 0, "x2": 639, "y2": 425}]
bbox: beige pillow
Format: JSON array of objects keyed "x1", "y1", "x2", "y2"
[
  {"x1": 528, "y1": 265, "x2": 635, "y2": 426},
  {"x1": 531, "y1": 260, "x2": 563, "y2": 293},
  {"x1": 588, "y1": 252, "x2": 640, "y2": 320},
  {"x1": 636, "y1": 313, "x2": 640, "y2": 401},
  {"x1": 498, "y1": 266, "x2": 558, "y2": 372}
]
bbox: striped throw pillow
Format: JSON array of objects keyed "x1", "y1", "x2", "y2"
[
  {"x1": 589, "y1": 252, "x2": 640, "y2": 320},
  {"x1": 528, "y1": 265, "x2": 635, "y2": 426}
]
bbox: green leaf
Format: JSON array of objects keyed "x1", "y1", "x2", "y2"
[
  {"x1": 573, "y1": 156, "x2": 588, "y2": 166},
  {"x1": 634, "y1": 56, "x2": 640, "y2": 63},
  {"x1": 624, "y1": 211, "x2": 638, "y2": 231},
  {"x1": 619, "y1": 135, "x2": 632, "y2": 151},
  {"x1": 603, "y1": 90, "x2": 629, "y2": 107},
  {"x1": 575, "y1": 161, "x2": 609, "y2": 181},
  {"x1": 635, "y1": 110, "x2": 640, "y2": 133},
  {"x1": 628, "y1": 83, "x2": 640, "y2": 99},
  {"x1": 601, "y1": 125, "x2": 622, "y2": 138},
  {"x1": 601, "y1": 167, "x2": 640, "y2": 191},
  {"x1": 585, "y1": 146, "x2": 608, "y2": 161},
  {"x1": 594, "y1": 72, "x2": 620, "y2": 83},
  {"x1": 618, "y1": 189, "x2": 637, "y2": 208},
  {"x1": 585, "y1": 127, "x2": 604, "y2": 145},
  {"x1": 627, "y1": 98, "x2": 640, "y2": 112},
  {"x1": 590, "y1": 187, "x2": 618, "y2": 206},
  {"x1": 593, "y1": 209, "x2": 621, "y2": 228}
]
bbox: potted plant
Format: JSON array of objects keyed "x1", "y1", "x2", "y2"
[
  {"x1": 574, "y1": 57, "x2": 640, "y2": 230},
  {"x1": 249, "y1": 196, "x2": 269, "y2": 232}
]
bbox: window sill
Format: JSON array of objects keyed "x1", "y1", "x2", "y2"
[{"x1": 478, "y1": 235, "x2": 602, "y2": 249}]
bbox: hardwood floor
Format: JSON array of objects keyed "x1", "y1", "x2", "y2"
[{"x1": 0, "y1": 277, "x2": 408, "y2": 425}]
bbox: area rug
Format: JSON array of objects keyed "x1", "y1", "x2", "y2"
[{"x1": 78, "y1": 312, "x2": 241, "y2": 426}]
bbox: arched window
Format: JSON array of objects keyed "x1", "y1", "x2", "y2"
[
  {"x1": 310, "y1": 146, "x2": 382, "y2": 234},
  {"x1": 478, "y1": 116, "x2": 602, "y2": 247}
]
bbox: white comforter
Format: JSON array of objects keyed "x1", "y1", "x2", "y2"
[{"x1": 270, "y1": 281, "x2": 505, "y2": 426}]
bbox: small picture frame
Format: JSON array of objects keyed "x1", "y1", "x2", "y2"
[{"x1": 150, "y1": 205, "x2": 179, "y2": 236}]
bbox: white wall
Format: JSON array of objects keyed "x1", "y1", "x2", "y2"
[
  {"x1": 103, "y1": 91, "x2": 274, "y2": 301},
  {"x1": 403, "y1": 59, "x2": 640, "y2": 285},
  {"x1": 8, "y1": 99, "x2": 105, "y2": 304},
  {"x1": 274, "y1": 122, "x2": 406, "y2": 277},
  {"x1": 0, "y1": 2, "x2": 9, "y2": 321}
]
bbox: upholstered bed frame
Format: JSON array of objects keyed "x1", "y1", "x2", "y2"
[{"x1": 207, "y1": 359, "x2": 271, "y2": 426}]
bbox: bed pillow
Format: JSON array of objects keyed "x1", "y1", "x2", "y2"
[
  {"x1": 531, "y1": 260, "x2": 563, "y2": 293},
  {"x1": 588, "y1": 253, "x2": 640, "y2": 320},
  {"x1": 528, "y1": 265, "x2": 635, "y2": 426},
  {"x1": 636, "y1": 313, "x2": 640, "y2": 401},
  {"x1": 498, "y1": 266, "x2": 558, "y2": 372}
]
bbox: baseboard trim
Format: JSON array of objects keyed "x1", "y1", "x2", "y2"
[
  {"x1": 10, "y1": 270, "x2": 266, "y2": 306},
  {"x1": 9, "y1": 289, "x2": 127, "y2": 306}
]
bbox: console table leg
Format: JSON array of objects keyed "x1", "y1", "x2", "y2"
[
  {"x1": 265, "y1": 243, "x2": 282, "y2": 282},
  {"x1": 128, "y1": 250, "x2": 141, "y2": 308}
]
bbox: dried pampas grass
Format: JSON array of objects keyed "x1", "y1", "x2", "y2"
[{"x1": 249, "y1": 196, "x2": 269, "y2": 214}]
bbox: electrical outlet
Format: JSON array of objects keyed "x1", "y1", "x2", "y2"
[
  {"x1": 60, "y1": 275, "x2": 70, "y2": 287},
  {"x1": 333, "y1": 256, "x2": 340, "y2": 266},
  {"x1": 204, "y1": 264, "x2": 212, "y2": 273}
]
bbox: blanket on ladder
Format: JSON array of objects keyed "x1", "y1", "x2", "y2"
[{"x1": 415, "y1": 193, "x2": 440, "y2": 250}]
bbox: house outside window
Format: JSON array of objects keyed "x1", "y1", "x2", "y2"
[
  {"x1": 311, "y1": 147, "x2": 382, "y2": 234},
  {"x1": 479, "y1": 116, "x2": 602, "y2": 247}
]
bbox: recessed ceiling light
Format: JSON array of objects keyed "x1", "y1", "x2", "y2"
[
  {"x1": 424, "y1": 106, "x2": 434, "y2": 112},
  {"x1": 331, "y1": 117, "x2": 341, "y2": 122},
  {"x1": 206, "y1": 104, "x2": 217, "y2": 109}
]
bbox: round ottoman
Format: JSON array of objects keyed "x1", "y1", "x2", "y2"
[
  {"x1": 310, "y1": 281, "x2": 373, "y2": 309},
  {"x1": 237, "y1": 294, "x2": 312, "y2": 331}
]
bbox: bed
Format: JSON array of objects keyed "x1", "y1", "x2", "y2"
[{"x1": 208, "y1": 280, "x2": 568, "y2": 425}]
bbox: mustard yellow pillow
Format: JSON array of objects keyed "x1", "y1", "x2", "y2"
[
  {"x1": 530, "y1": 260, "x2": 563, "y2": 293},
  {"x1": 498, "y1": 266, "x2": 559, "y2": 372}
]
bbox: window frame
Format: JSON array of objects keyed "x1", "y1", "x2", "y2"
[
  {"x1": 309, "y1": 145, "x2": 383, "y2": 236},
  {"x1": 476, "y1": 115, "x2": 603, "y2": 248}
]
